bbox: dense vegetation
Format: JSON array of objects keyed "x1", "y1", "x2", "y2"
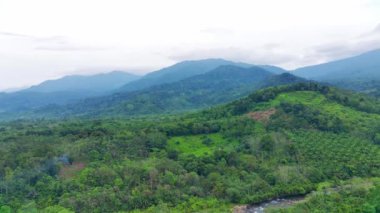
[
  {"x1": 269, "y1": 178, "x2": 380, "y2": 212},
  {"x1": 0, "y1": 83, "x2": 379, "y2": 212}
]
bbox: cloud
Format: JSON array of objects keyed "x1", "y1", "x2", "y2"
[
  {"x1": 0, "y1": 31, "x2": 36, "y2": 39},
  {"x1": 0, "y1": 31, "x2": 65, "y2": 42},
  {"x1": 0, "y1": 0, "x2": 379, "y2": 89},
  {"x1": 200, "y1": 27, "x2": 235, "y2": 35},
  {"x1": 294, "y1": 23, "x2": 380, "y2": 68},
  {"x1": 373, "y1": 23, "x2": 380, "y2": 33},
  {"x1": 0, "y1": 31, "x2": 109, "y2": 52},
  {"x1": 168, "y1": 23, "x2": 380, "y2": 69},
  {"x1": 34, "y1": 44, "x2": 109, "y2": 51}
]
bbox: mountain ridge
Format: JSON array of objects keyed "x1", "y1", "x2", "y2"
[
  {"x1": 28, "y1": 65, "x2": 305, "y2": 119},
  {"x1": 26, "y1": 70, "x2": 141, "y2": 93},
  {"x1": 0, "y1": 71, "x2": 141, "y2": 113},
  {"x1": 293, "y1": 49, "x2": 380, "y2": 81}
]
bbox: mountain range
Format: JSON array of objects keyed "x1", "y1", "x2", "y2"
[
  {"x1": 0, "y1": 60, "x2": 288, "y2": 117},
  {"x1": 35, "y1": 66, "x2": 303, "y2": 119},
  {"x1": 1, "y1": 49, "x2": 380, "y2": 120}
]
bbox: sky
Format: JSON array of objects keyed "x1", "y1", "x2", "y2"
[{"x1": 1, "y1": 0, "x2": 380, "y2": 91}]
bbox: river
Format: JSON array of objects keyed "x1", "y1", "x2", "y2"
[{"x1": 233, "y1": 196, "x2": 306, "y2": 213}]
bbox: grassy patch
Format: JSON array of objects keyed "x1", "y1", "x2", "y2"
[{"x1": 167, "y1": 133, "x2": 238, "y2": 157}]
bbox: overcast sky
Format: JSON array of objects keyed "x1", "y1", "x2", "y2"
[{"x1": 1, "y1": 0, "x2": 380, "y2": 91}]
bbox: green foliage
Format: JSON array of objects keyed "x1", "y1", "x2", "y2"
[
  {"x1": 0, "y1": 83, "x2": 379, "y2": 212},
  {"x1": 0, "y1": 206, "x2": 11, "y2": 213},
  {"x1": 130, "y1": 197, "x2": 232, "y2": 213}
]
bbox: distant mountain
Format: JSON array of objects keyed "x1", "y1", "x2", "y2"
[
  {"x1": 33, "y1": 65, "x2": 306, "y2": 119},
  {"x1": 120, "y1": 59, "x2": 254, "y2": 92},
  {"x1": 293, "y1": 49, "x2": 380, "y2": 82},
  {"x1": 292, "y1": 49, "x2": 380, "y2": 96},
  {"x1": 0, "y1": 71, "x2": 140, "y2": 113},
  {"x1": 27, "y1": 71, "x2": 140, "y2": 93},
  {"x1": 119, "y1": 59, "x2": 286, "y2": 92},
  {"x1": 0, "y1": 91, "x2": 100, "y2": 113}
]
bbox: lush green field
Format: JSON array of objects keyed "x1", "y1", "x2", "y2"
[{"x1": 0, "y1": 83, "x2": 379, "y2": 212}]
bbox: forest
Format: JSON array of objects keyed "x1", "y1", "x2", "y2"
[{"x1": 0, "y1": 82, "x2": 379, "y2": 212}]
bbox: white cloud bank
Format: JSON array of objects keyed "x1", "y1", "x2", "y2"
[{"x1": 0, "y1": 0, "x2": 380, "y2": 90}]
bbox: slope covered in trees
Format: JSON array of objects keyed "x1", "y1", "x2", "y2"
[{"x1": 0, "y1": 83, "x2": 379, "y2": 212}]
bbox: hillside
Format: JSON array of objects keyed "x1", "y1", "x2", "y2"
[
  {"x1": 31, "y1": 66, "x2": 305, "y2": 119},
  {"x1": 0, "y1": 82, "x2": 379, "y2": 212}
]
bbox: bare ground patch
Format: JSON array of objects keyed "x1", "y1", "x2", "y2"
[
  {"x1": 59, "y1": 162, "x2": 86, "y2": 179},
  {"x1": 247, "y1": 108, "x2": 276, "y2": 122}
]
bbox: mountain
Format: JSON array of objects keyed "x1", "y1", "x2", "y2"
[
  {"x1": 26, "y1": 71, "x2": 140, "y2": 93},
  {"x1": 293, "y1": 49, "x2": 380, "y2": 81},
  {"x1": 292, "y1": 49, "x2": 380, "y2": 95},
  {"x1": 0, "y1": 71, "x2": 140, "y2": 113},
  {"x1": 32, "y1": 65, "x2": 305, "y2": 119},
  {"x1": 119, "y1": 59, "x2": 286, "y2": 92},
  {"x1": 119, "y1": 59, "x2": 253, "y2": 91}
]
